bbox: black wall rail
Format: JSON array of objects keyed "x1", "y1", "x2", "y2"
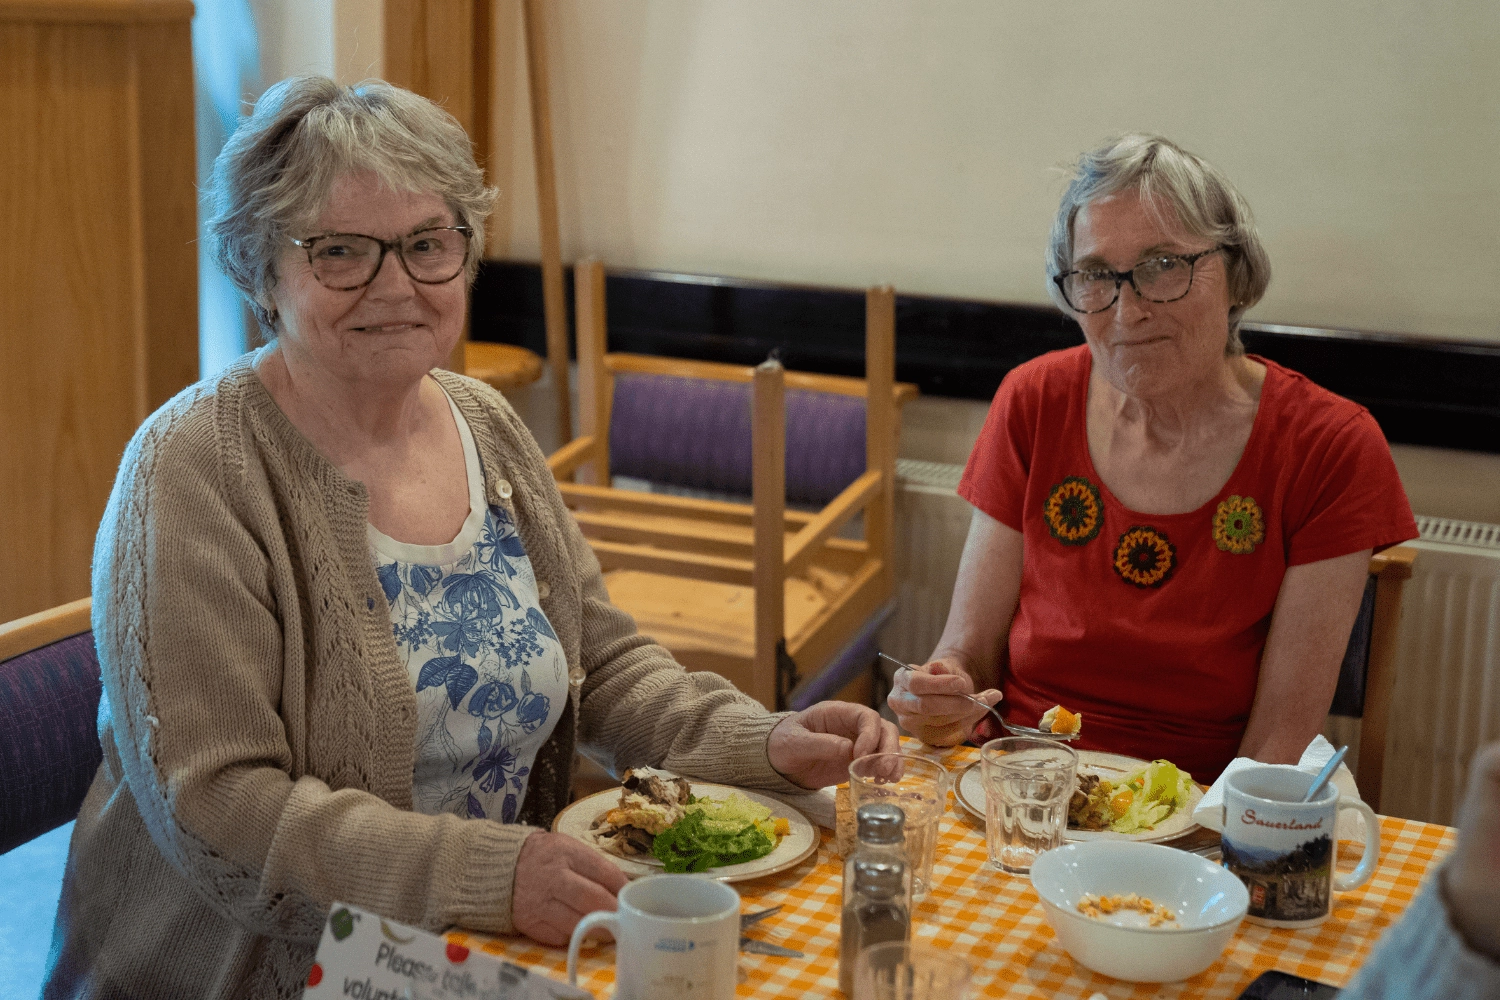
[{"x1": 470, "y1": 260, "x2": 1500, "y2": 454}]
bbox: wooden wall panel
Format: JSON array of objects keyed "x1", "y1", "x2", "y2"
[
  {"x1": 384, "y1": 0, "x2": 490, "y2": 372},
  {"x1": 384, "y1": 0, "x2": 481, "y2": 136},
  {"x1": 135, "y1": 17, "x2": 199, "y2": 410},
  {"x1": 0, "y1": 0, "x2": 197, "y2": 623}
]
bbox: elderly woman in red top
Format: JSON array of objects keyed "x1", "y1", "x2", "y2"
[{"x1": 889, "y1": 134, "x2": 1417, "y2": 782}]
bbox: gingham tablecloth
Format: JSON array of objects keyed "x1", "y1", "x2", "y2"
[{"x1": 450, "y1": 745, "x2": 1456, "y2": 998}]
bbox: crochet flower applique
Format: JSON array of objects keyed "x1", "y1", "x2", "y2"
[
  {"x1": 1044, "y1": 476, "x2": 1103, "y2": 545},
  {"x1": 1113, "y1": 526, "x2": 1176, "y2": 588},
  {"x1": 1213, "y1": 495, "x2": 1265, "y2": 554}
]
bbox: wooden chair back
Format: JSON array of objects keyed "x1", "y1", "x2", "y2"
[{"x1": 1327, "y1": 546, "x2": 1418, "y2": 813}]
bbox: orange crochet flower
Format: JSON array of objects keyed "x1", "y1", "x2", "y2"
[
  {"x1": 1213, "y1": 495, "x2": 1265, "y2": 554},
  {"x1": 1113, "y1": 526, "x2": 1176, "y2": 588},
  {"x1": 1044, "y1": 477, "x2": 1103, "y2": 545}
]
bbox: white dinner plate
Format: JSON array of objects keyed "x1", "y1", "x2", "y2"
[
  {"x1": 553, "y1": 780, "x2": 819, "y2": 882},
  {"x1": 955, "y1": 751, "x2": 1205, "y2": 844}
]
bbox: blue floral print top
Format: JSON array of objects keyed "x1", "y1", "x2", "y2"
[{"x1": 369, "y1": 392, "x2": 568, "y2": 824}]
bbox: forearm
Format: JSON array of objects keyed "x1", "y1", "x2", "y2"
[
  {"x1": 1236, "y1": 675, "x2": 1334, "y2": 763},
  {"x1": 1238, "y1": 551, "x2": 1369, "y2": 763},
  {"x1": 577, "y1": 637, "x2": 798, "y2": 793}
]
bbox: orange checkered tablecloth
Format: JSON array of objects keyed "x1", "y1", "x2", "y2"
[{"x1": 451, "y1": 746, "x2": 1455, "y2": 998}]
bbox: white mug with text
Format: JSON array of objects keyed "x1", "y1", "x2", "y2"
[
  {"x1": 566, "y1": 874, "x2": 739, "y2": 1000},
  {"x1": 1221, "y1": 766, "x2": 1379, "y2": 928}
]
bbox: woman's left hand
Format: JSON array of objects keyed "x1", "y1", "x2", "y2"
[{"x1": 767, "y1": 701, "x2": 900, "y2": 789}]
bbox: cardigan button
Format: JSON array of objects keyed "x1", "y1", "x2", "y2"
[
  {"x1": 497, "y1": 479, "x2": 513, "y2": 500},
  {"x1": 537, "y1": 580, "x2": 551, "y2": 600}
]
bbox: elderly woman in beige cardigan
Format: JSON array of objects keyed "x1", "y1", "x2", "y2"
[{"x1": 49, "y1": 77, "x2": 896, "y2": 997}]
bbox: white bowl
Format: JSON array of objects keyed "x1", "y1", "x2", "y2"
[{"x1": 1029, "y1": 841, "x2": 1248, "y2": 983}]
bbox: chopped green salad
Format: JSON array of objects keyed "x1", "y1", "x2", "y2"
[
  {"x1": 651, "y1": 793, "x2": 781, "y2": 873},
  {"x1": 1108, "y1": 760, "x2": 1196, "y2": 834}
]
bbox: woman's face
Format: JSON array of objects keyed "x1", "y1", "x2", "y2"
[
  {"x1": 269, "y1": 171, "x2": 466, "y2": 390},
  {"x1": 1069, "y1": 188, "x2": 1234, "y2": 400}
]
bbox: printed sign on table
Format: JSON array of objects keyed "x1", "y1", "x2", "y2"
[{"x1": 305, "y1": 903, "x2": 590, "y2": 1000}]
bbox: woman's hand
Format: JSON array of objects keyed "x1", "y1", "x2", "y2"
[
  {"x1": 511, "y1": 831, "x2": 629, "y2": 946},
  {"x1": 887, "y1": 659, "x2": 1003, "y2": 747},
  {"x1": 767, "y1": 701, "x2": 900, "y2": 788}
]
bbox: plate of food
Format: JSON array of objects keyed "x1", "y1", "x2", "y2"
[
  {"x1": 955, "y1": 751, "x2": 1204, "y2": 844},
  {"x1": 553, "y1": 768, "x2": 819, "y2": 882}
]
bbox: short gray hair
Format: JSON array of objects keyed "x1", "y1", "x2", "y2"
[
  {"x1": 207, "y1": 76, "x2": 497, "y2": 338},
  {"x1": 1045, "y1": 134, "x2": 1270, "y2": 355}
]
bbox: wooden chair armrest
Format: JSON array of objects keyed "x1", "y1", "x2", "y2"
[
  {"x1": 0, "y1": 596, "x2": 92, "y2": 663},
  {"x1": 1369, "y1": 544, "x2": 1418, "y2": 580},
  {"x1": 783, "y1": 470, "x2": 882, "y2": 578},
  {"x1": 547, "y1": 435, "x2": 599, "y2": 479}
]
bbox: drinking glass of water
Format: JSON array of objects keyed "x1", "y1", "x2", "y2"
[
  {"x1": 854, "y1": 941, "x2": 971, "y2": 1000},
  {"x1": 980, "y1": 737, "x2": 1078, "y2": 875},
  {"x1": 849, "y1": 754, "x2": 948, "y2": 902}
]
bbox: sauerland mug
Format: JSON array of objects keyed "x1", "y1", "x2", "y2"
[{"x1": 1221, "y1": 766, "x2": 1379, "y2": 928}]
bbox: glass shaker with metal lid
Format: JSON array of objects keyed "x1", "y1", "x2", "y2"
[{"x1": 839, "y1": 802, "x2": 913, "y2": 995}]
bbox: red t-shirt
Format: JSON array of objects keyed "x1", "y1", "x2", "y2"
[{"x1": 957, "y1": 346, "x2": 1418, "y2": 782}]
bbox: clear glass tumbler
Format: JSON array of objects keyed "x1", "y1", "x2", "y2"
[
  {"x1": 848, "y1": 754, "x2": 948, "y2": 902},
  {"x1": 854, "y1": 941, "x2": 972, "y2": 1000},
  {"x1": 980, "y1": 737, "x2": 1078, "y2": 874}
]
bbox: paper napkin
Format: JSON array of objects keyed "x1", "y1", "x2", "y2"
[{"x1": 1191, "y1": 735, "x2": 1370, "y2": 842}]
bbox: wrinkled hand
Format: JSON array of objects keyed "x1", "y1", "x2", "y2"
[
  {"x1": 511, "y1": 831, "x2": 628, "y2": 947},
  {"x1": 1444, "y1": 741, "x2": 1500, "y2": 960},
  {"x1": 886, "y1": 658, "x2": 1002, "y2": 747},
  {"x1": 767, "y1": 701, "x2": 899, "y2": 789}
]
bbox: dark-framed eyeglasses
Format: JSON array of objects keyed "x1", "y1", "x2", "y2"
[
  {"x1": 1053, "y1": 246, "x2": 1224, "y2": 314},
  {"x1": 290, "y1": 226, "x2": 474, "y2": 291}
]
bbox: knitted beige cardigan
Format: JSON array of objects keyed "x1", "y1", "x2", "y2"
[{"x1": 48, "y1": 355, "x2": 798, "y2": 998}]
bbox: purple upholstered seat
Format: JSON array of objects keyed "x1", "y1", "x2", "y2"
[
  {"x1": 609, "y1": 373, "x2": 867, "y2": 506},
  {"x1": 0, "y1": 631, "x2": 102, "y2": 854}
]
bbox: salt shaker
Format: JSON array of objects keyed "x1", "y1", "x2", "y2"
[{"x1": 840, "y1": 802, "x2": 912, "y2": 995}]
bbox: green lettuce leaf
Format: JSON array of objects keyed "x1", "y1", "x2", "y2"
[{"x1": 650, "y1": 810, "x2": 775, "y2": 873}]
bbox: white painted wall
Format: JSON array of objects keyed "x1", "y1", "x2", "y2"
[
  {"x1": 250, "y1": 0, "x2": 381, "y2": 83},
  {"x1": 488, "y1": 0, "x2": 1500, "y2": 345}
]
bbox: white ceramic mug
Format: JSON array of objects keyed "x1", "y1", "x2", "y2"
[
  {"x1": 566, "y1": 874, "x2": 739, "y2": 1000},
  {"x1": 1222, "y1": 766, "x2": 1380, "y2": 928}
]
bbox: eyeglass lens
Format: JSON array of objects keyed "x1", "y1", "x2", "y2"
[
  {"x1": 1062, "y1": 255, "x2": 1196, "y2": 312},
  {"x1": 307, "y1": 229, "x2": 468, "y2": 289}
]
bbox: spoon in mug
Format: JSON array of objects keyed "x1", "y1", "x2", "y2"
[
  {"x1": 1301, "y1": 745, "x2": 1349, "y2": 803},
  {"x1": 879, "y1": 653, "x2": 1080, "y2": 742}
]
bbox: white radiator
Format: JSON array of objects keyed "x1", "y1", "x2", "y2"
[
  {"x1": 1378, "y1": 517, "x2": 1500, "y2": 825},
  {"x1": 878, "y1": 460, "x2": 971, "y2": 669},
  {"x1": 880, "y1": 465, "x2": 1500, "y2": 826}
]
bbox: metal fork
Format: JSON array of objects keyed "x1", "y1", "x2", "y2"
[
  {"x1": 881, "y1": 653, "x2": 1080, "y2": 742},
  {"x1": 739, "y1": 905, "x2": 802, "y2": 957}
]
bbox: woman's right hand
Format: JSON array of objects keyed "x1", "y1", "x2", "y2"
[
  {"x1": 512, "y1": 831, "x2": 629, "y2": 946},
  {"x1": 886, "y1": 658, "x2": 1003, "y2": 747}
]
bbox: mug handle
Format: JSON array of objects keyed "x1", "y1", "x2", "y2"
[
  {"x1": 1333, "y1": 799, "x2": 1381, "y2": 892},
  {"x1": 567, "y1": 911, "x2": 618, "y2": 986}
]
